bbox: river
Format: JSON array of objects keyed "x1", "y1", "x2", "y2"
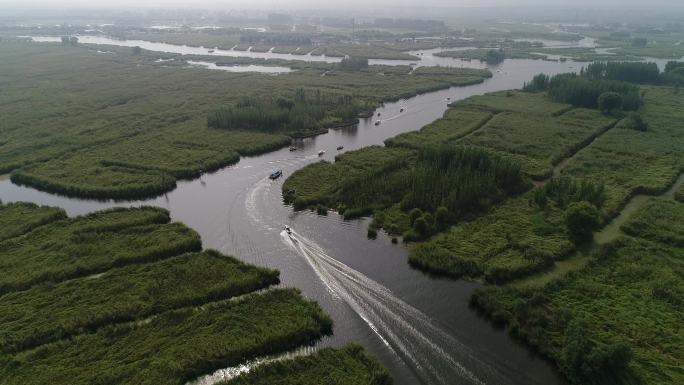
[{"x1": 0, "y1": 38, "x2": 584, "y2": 385}]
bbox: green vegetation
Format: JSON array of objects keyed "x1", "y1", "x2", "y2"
[
  {"x1": 337, "y1": 56, "x2": 370, "y2": 71},
  {"x1": 561, "y1": 86, "x2": 684, "y2": 217},
  {"x1": 220, "y1": 344, "x2": 392, "y2": 385},
  {"x1": 620, "y1": 199, "x2": 684, "y2": 246},
  {"x1": 545, "y1": 73, "x2": 642, "y2": 111},
  {"x1": 435, "y1": 48, "x2": 543, "y2": 62},
  {"x1": 0, "y1": 289, "x2": 332, "y2": 385},
  {"x1": 582, "y1": 62, "x2": 660, "y2": 84},
  {"x1": 0, "y1": 41, "x2": 489, "y2": 199},
  {"x1": 676, "y1": 184, "x2": 684, "y2": 203},
  {"x1": 208, "y1": 89, "x2": 366, "y2": 135},
  {"x1": 286, "y1": 144, "x2": 526, "y2": 240},
  {"x1": 454, "y1": 91, "x2": 616, "y2": 178},
  {"x1": 384, "y1": 107, "x2": 493, "y2": 149},
  {"x1": 0, "y1": 207, "x2": 202, "y2": 294},
  {"x1": 471, "y1": 199, "x2": 684, "y2": 384},
  {"x1": 563, "y1": 201, "x2": 601, "y2": 243},
  {"x1": 0, "y1": 202, "x2": 66, "y2": 241},
  {"x1": 285, "y1": 70, "x2": 684, "y2": 288},
  {"x1": 0, "y1": 251, "x2": 279, "y2": 353}
]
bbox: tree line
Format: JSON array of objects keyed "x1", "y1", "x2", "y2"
[
  {"x1": 207, "y1": 88, "x2": 366, "y2": 134},
  {"x1": 336, "y1": 145, "x2": 527, "y2": 241},
  {"x1": 524, "y1": 72, "x2": 642, "y2": 111}
]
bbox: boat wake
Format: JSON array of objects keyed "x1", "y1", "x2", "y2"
[
  {"x1": 281, "y1": 229, "x2": 514, "y2": 385},
  {"x1": 186, "y1": 345, "x2": 318, "y2": 385}
]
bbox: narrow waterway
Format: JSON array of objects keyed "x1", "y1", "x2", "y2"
[{"x1": 0, "y1": 44, "x2": 585, "y2": 385}]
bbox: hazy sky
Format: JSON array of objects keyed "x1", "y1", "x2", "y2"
[{"x1": 1, "y1": 0, "x2": 683, "y2": 8}]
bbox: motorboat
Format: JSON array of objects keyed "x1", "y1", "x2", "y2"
[
  {"x1": 400, "y1": 108, "x2": 404, "y2": 112},
  {"x1": 374, "y1": 120, "x2": 381, "y2": 126},
  {"x1": 208, "y1": 49, "x2": 215, "y2": 53},
  {"x1": 269, "y1": 169, "x2": 283, "y2": 180},
  {"x1": 284, "y1": 226, "x2": 292, "y2": 235},
  {"x1": 337, "y1": 146, "x2": 344, "y2": 150},
  {"x1": 318, "y1": 150, "x2": 325, "y2": 156}
]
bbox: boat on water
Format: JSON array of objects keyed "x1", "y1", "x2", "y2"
[
  {"x1": 318, "y1": 150, "x2": 325, "y2": 156},
  {"x1": 284, "y1": 225, "x2": 292, "y2": 235},
  {"x1": 269, "y1": 169, "x2": 283, "y2": 180},
  {"x1": 337, "y1": 146, "x2": 344, "y2": 150},
  {"x1": 208, "y1": 49, "x2": 215, "y2": 53},
  {"x1": 289, "y1": 146, "x2": 297, "y2": 151},
  {"x1": 400, "y1": 108, "x2": 404, "y2": 112},
  {"x1": 374, "y1": 120, "x2": 381, "y2": 126}
]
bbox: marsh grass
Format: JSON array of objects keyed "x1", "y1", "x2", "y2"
[
  {"x1": 0, "y1": 250, "x2": 280, "y2": 353},
  {"x1": 0, "y1": 207, "x2": 202, "y2": 294},
  {"x1": 0, "y1": 202, "x2": 66, "y2": 241},
  {"x1": 0, "y1": 289, "x2": 333, "y2": 385},
  {"x1": 220, "y1": 344, "x2": 392, "y2": 385}
]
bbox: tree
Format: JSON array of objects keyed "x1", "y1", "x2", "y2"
[
  {"x1": 564, "y1": 201, "x2": 600, "y2": 244},
  {"x1": 61, "y1": 36, "x2": 78, "y2": 46},
  {"x1": 523, "y1": 73, "x2": 550, "y2": 92},
  {"x1": 485, "y1": 49, "x2": 505, "y2": 64},
  {"x1": 413, "y1": 216, "x2": 429, "y2": 236},
  {"x1": 408, "y1": 208, "x2": 423, "y2": 226},
  {"x1": 435, "y1": 206, "x2": 450, "y2": 229},
  {"x1": 561, "y1": 319, "x2": 632, "y2": 384},
  {"x1": 337, "y1": 56, "x2": 369, "y2": 71},
  {"x1": 598, "y1": 92, "x2": 623, "y2": 115}
]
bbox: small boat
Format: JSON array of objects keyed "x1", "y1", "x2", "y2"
[
  {"x1": 269, "y1": 169, "x2": 282, "y2": 180},
  {"x1": 377, "y1": 112, "x2": 381, "y2": 116},
  {"x1": 337, "y1": 146, "x2": 344, "y2": 150},
  {"x1": 284, "y1": 226, "x2": 292, "y2": 235},
  {"x1": 374, "y1": 120, "x2": 381, "y2": 126},
  {"x1": 208, "y1": 49, "x2": 215, "y2": 53},
  {"x1": 289, "y1": 146, "x2": 297, "y2": 151},
  {"x1": 446, "y1": 97, "x2": 451, "y2": 101},
  {"x1": 318, "y1": 150, "x2": 325, "y2": 156},
  {"x1": 400, "y1": 108, "x2": 404, "y2": 112}
]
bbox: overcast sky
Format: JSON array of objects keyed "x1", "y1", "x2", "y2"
[{"x1": 1, "y1": 0, "x2": 682, "y2": 8}]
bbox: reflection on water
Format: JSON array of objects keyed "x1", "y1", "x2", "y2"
[{"x1": 0, "y1": 55, "x2": 579, "y2": 385}]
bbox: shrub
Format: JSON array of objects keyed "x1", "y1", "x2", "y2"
[
  {"x1": 564, "y1": 201, "x2": 600, "y2": 244},
  {"x1": 623, "y1": 112, "x2": 649, "y2": 131}
]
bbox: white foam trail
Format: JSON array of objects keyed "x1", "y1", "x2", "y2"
[
  {"x1": 186, "y1": 345, "x2": 318, "y2": 385},
  {"x1": 281, "y1": 229, "x2": 512, "y2": 385}
]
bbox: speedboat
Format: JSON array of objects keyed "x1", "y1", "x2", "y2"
[
  {"x1": 318, "y1": 150, "x2": 325, "y2": 156},
  {"x1": 337, "y1": 146, "x2": 344, "y2": 150},
  {"x1": 374, "y1": 120, "x2": 381, "y2": 126},
  {"x1": 269, "y1": 169, "x2": 283, "y2": 180},
  {"x1": 284, "y1": 226, "x2": 292, "y2": 235},
  {"x1": 400, "y1": 108, "x2": 404, "y2": 112}
]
